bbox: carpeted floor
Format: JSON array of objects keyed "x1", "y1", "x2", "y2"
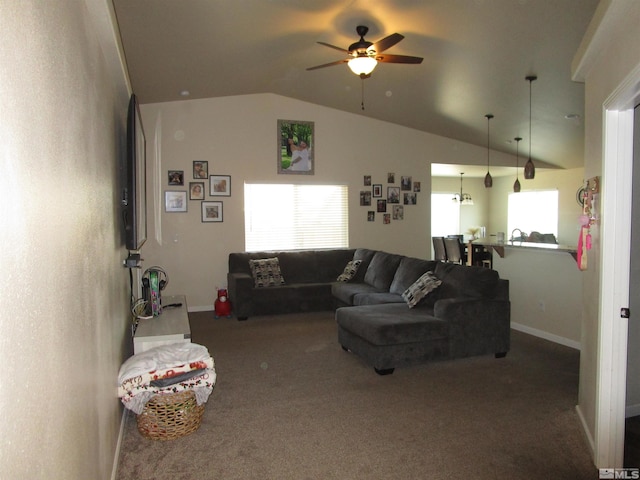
[{"x1": 115, "y1": 311, "x2": 597, "y2": 479}]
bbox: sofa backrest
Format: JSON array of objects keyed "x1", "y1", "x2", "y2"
[
  {"x1": 433, "y1": 262, "x2": 500, "y2": 300},
  {"x1": 389, "y1": 257, "x2": 439, "y2": 295},
  {"x1": 363, "y1": 251, "x2": 404, "y2": 291},
  {"x1": 228, "y1": 249, "x2": 356, "y2": 284}
]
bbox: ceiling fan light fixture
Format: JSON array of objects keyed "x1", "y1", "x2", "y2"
[{"x1": 348, "y1": 56, "x2": 377, "y2": 76}]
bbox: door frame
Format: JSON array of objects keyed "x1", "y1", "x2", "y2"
[{"x1": 596, "y1": 64, "x2": 640, "y2": 467}]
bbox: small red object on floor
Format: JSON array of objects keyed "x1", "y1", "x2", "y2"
[{"x1": 214, "y1": 288, "x2": 232, "y2": 318}]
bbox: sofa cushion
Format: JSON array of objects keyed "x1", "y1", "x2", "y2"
[
  {"x1": 337, "y1": 260, "x2": 362, "y2": 282},
  {"x1": 332, "y1": 282, "x2": 381, "y2": 306},
  {"x1": 248, "y1": 257, "x2": 285, "y2": 288},
  {"x1": 336, "y1": 304, "x2": 448, "y2": 346},
  {"x1": 402, "y1": 271, "x2": 442, "y2": 308},
  {"x1": 351, "y1": 248, "x2": 377, "y2": 282},
  {"x1": 433, "y1": 262, "x2": 499, "y2": 299},
  {"x1": 389, "y1": 257, "x2": 439, "y2": 294},
  {"x1": 353, "y1": 292, "x2": 405, "y2": 306},
  {"x1": 363, "y1": 251, "x2": 404, "y2": 291}
]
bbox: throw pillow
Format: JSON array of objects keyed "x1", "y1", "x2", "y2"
[
  {"x1": 337, "y1": 260, "x2": 362, "y2": 282},
  {"x1": 402, "y1": 271, "x2": 442, "y2": 308},
  {"x1": 249, "y1": 257, "x2": 286, "y2": 288}
]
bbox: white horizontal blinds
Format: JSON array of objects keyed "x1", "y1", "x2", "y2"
[{"x1": 244, "y1": 184, "x2": 349, "y2": 251}]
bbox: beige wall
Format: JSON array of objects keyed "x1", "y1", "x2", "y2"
[
  {"x1": 0, "y1": 1, "x2": 131, "y2": 479},
  {"x1": 139, "y1": 94, "x2": 498, "y2": 308},
  {"x1": 572, "y1": 0, "x2": 640, "y2": 461}
]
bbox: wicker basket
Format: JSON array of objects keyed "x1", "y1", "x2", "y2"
[{"x1": 136, "y1": 390, "x2": 205, "y2": 440}]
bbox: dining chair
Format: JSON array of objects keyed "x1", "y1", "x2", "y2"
[
  {"x1": 444, "y1": 237, "x2": 464, "y2": 264},
  {"x1": 432, "y1": 236, "x2": 447, "y2": 262}
]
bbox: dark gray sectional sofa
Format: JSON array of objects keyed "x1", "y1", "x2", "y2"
[
  {"x1": 227, "y1": 248, "x2": 510, "y2": 374},
  {"x1": 227, "y1": 249, "x2": 357, "y2": 319}
]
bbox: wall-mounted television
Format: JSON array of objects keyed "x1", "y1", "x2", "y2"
[{"x1": 122, "y1": 93, "x2": 147, "y2": 251}]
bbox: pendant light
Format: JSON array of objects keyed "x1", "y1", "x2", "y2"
[
  {"x1": 513, "y1": 137, "x2": 522, "y2": 192},
  {"x1": 484, "y1": 114, "x2": 494, "y2": 188},
  {"x1": 452, "y1": 172, "x2": 474, "y2": 205},
  {"x1": 524, "y1": 75, "x2": 537, "y2": 179}
]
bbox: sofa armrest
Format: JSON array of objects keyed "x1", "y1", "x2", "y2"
[
  {"x1": 227, "y1": 272, "x2": 254, "y2": 319},
  {"x1": 434, "y1": 297, "x2": 511, "y2": 358}
]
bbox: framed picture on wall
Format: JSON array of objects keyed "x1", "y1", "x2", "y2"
[
  {"x1": 209, "y1": 175, "x2": 231, "y2": 196},
  {"x1": 189, "y1": 182, "x2": 205, "y2": 200},
  {"x1": 202, "y1": 201, "x2": 223, "y2": 222},
  {"x1": 278, "y1": 119, "x2": 314, "y2": 175},
  {"x1": 193, "y1": 161, "x2": 208, "y2": 179},
  {"x1": 168, "y1": 170, "x2": 184, "y2": 186},
  {"x1": 373, "y1": 184, "x2": 382, "y2": 197},
  {"x1": 165, "y1": 191, "x2": 187, "y2": 212}
]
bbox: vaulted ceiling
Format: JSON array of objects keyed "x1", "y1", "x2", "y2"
[{"x1": 112, "y1": 0, "x2": 599, "y2": 176}]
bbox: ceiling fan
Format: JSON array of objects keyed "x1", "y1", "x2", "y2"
[{"x1": 307, "y1": 25, "x2": 424, "y2": 78}]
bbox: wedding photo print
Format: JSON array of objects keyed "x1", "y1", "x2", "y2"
[{"x1": 278, "y1": 120, "x2": 314, "y2": 175}]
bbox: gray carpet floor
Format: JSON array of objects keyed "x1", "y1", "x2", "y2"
[{"x1": 116, "y1": 311, "x2": 597, "y2": 479}]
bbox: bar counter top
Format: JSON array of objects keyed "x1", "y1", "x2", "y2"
[{"x1": 469, "y1": 238, "x2": 578, "y2": 263}]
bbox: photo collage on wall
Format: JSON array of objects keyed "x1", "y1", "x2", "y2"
[
  {"x1": 164, "y1": 161, "x2": 229, "y2": 223},
  {"x1": 360, "y1": 172, "x2": 421, "y2": 224}
]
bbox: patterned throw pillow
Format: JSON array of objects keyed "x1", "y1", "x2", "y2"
[
  {"x1": 248, "y1": 257, "x2": 286, "y2": 288},
  {"x1": 401, "y1": 271, "x2": 442, "y2": 308},
  {"x1": 337, "y1": 260, "x2": 362, "y2": 282}
]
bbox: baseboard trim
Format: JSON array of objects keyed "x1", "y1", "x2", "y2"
[
  {"x1": 111, "y1": 408, "x2": 128, "y2": 480},
  {"x1": 576, "y1": 404, "x2": 596, "y2": 460},
  {"x1": 188, "y1": 304, "x2": 214, "y2": 313},
  {"x1": 511, "y1": 322, "x2": 581, "y2": 350}
]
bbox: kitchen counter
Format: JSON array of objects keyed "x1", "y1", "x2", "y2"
[{"x1": 469, "y1": 238, "x2": 578, "y2": 264}]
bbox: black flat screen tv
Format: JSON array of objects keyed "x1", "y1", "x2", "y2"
[{"x1": 122, "y1": 93, "x2": 147, "y2": 251}]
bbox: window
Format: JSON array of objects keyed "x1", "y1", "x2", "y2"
[
  {"x1": 507, "y1": 190, "x2": 558, "y2": 239},
  {"x1": 244, "y1": 184, "x2": 348, "y2": 251},
  {"x1": 430, "y1": 193, "x2": 460, "y2": 237}
]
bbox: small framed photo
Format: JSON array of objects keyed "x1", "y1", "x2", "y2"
[
  {"x1": 383, "y1": 213, "x2": 391, "y2": 224},
  {"x1": 393, "y1": 205, "x2": 404, "y2": 220},
  {"x1": 401, "y1": 176, "x2": 412, "y2": 191},
  {"x1": 387, "y1": 187, "x2": 400, "y2": 204},
  {"x1": 377, "y1": 199, "x2": 387, "y2": 213},
  {"x1": 387, "y1": 172, "x2": 395, "y2": 183},
  {"x1": 373, "y1": 184, "x2": 382, "y2": 197},
  {"x1": 165, "y1": 191, "x2": 187, "y2": 212},
  {"x1": 210, "y1": 175, "x2": 231, "y2": 196},
  {"x1": 278, "y1": 119, "x2": 314, "y2": 175},
  {"x1": 367, "y1": 211, "x2": 375, "y2": 222},
  {"x1": 413, "y1": 181, "x2": 421, "y2": 192},
  {"x1": 193, "y1": 161, "x2": 208, "y2": 179},
  {"x1": 404, "y1": 192, "x2": 417, "y2": 205},
  {"x1": 360, "y1": 191, "x2": 372, "y2": 206},
  {"x1": 168, "y1": 170, "x2": 184, "y2": 186},
  {"x1": 189, "y1": 182, "x2": 205, "y2": 200},
  {"x1": 202, "y1": 201, "x2": 223, "y2": 222},
  {"x1": 364, "y1": 175, "x2": 372, "y2": 186}
]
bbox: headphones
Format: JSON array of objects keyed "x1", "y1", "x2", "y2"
[{"x1": 141, "y1": 266, "x2": 168, "y2": 291}]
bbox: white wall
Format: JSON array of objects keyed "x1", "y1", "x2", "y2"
[
  {"x1": 571, "y1": 0, "x2": 640, "y2": 463},
  {"x1": 0, "y1": 2, "x2": 131, "y2": 479},
  {"x1": 139, "y1": 94, "x2": 498, "y2": 309}
]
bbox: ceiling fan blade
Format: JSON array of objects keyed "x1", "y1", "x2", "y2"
[
  {"x1": 371, "y1": 33, "x2": 404, "y2": 53},
  {"x1": 375, "y1": 53, "x2": 423, "y2": 64},
  {"x1": 306, "y1": 59, "x2": 348, "y2": 71},
  {"x1": 317, "y1": 41, "x2": 349, "y2": 54}
]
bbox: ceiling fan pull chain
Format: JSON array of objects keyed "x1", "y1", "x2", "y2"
[{"x1": 361, "y1": 77, "x2": 365, "y2": 110}]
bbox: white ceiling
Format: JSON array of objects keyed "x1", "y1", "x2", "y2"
[{"x1": 112, "y1": 0, "x2": 599, "y2": 172}]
